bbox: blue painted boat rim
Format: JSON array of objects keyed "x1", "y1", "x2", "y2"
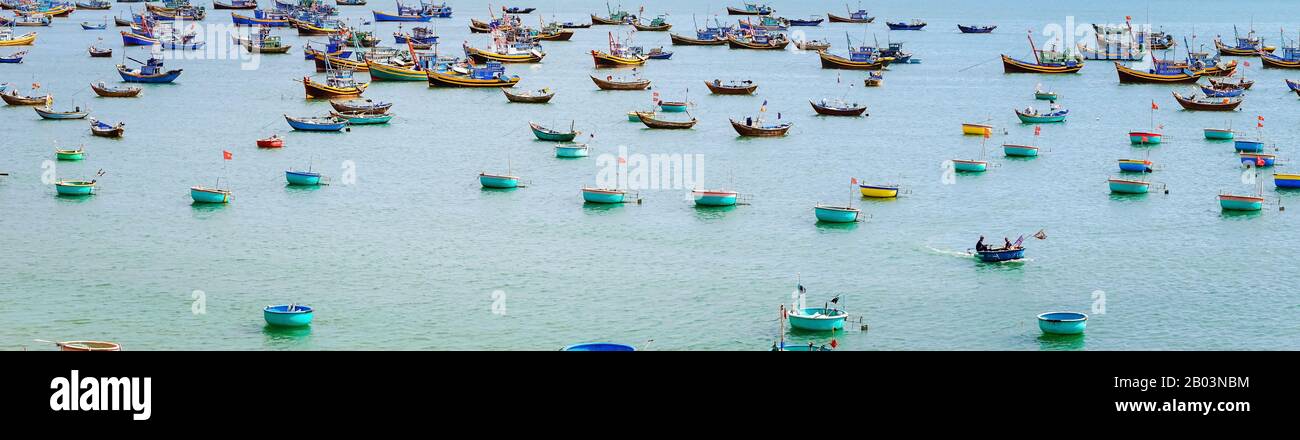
[
  {"x1": 814, "y1": 204, "x2": 858, "y2": 212},
  {"x1": 1037, "y1": 312, "x2": 1088, "y2": 322},
  {"x1": 286, "y1": 170, "x2": 321, "y2": 177},
  {"x1": 265, "y1": 304, "x2": 313, "y2": 314},
  {"x1": 561, "y1": 342, "x2": 636, "y2": 351}
]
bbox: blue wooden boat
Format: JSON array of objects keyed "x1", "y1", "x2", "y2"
[
  {"x1": 190, "y1": 186, "x2": 231, "y2": 203},
  {"x1": 285, "y1": 114, "x2": 347, "y2": 131},
  {"x1": 692, "y1": 189, "x2": 738, "y2": 206},
  {"x1": 81, "y1": 22, "x2": 107, "y2": 30},
  {"x1": 957, "y1": 24, "x2": 996, "y2": 33},
  {"x1": 120, "y1": 31, "x2": 159, "y2": 46},
  {"x1": 975, "y1": 247, "x2": 1024, "y2": 262},
  {"x1": 373, "y1": 10, "x2": 432, "y2": 22},
  {"x1": 478, "y1": 172, "x2": 519, "y2": 188},
  {"x1": 1128, "y1": 131, "x2": 1162, "y2": 144},
  {"x1": 285, "y1": 170, "x2": 322, "y2": 185},
  {"x1": 582, "y1": 187, "x2": 629, "y2": 203},
  {"x1": 1234, "y1": 139, "x2": 1265, "y2": 152},
  {"x1": 1274, "y1": 173, "x2": 1300, "y2": 188},
  {"x1": 885, "y1": 20, "x2": 926, "y2": 31},
  {"x1": 264, "y1": 304, "x2": 314, "y2": 327},
  {"x1": 1108, "y1": 177, "x2": 1150, "y2": 194},
  {"x1": 1117, "y1": 159, "x2": 1153, "y2": 173},
  {"x1": 1203, "y1": 128, "x2": 1235, "y2": 140},
  {"x1": 788, "y1": 17, "x2": 823, "y2": 27},
  {"x1": 231, "y1": 10, "x2": 291, "y2": 27},
  {"x1": 787, "y1": 307, "x2": 847, "y2": 331},
  {"x1": 1286, "y1": 78, "x2": 1300, "y2": 95},
  {"x1": 1240, "y1": 153, "x2": 1276, "y2": 167},
  {"x1": 0, "y1": 50, "x2": 25, "y2": 63},
  {"x1": 35, "y1": 106, "x2": 89, "y2": 120},
  {"x1": 329, "y1": 111, "x2": 392, "y2": 125},
  {"x1": 1037, "y1": 312, "x2": 1087, "y2": 335},
  {"x1": 813, "y1": 204, "x2": 859, "y2": 223},
  {"x1": 117, "y1": 57, "x2": 182, "y2": 83},
  {"x1": 646, "y1": 48, "x2": 673, "y2": 59},
  {"x1": 952, "y1": 159, "x2": 988, "y2": 173},
  {"x1": 555, "y1": 144, "x2": 589, "y2": 158},
  {"x1": 54, "y1": 179, "x2": 96, "y2": 196},
  {"x1": 1200, "y1": 84, "x2": 1244, "y2": 97},
  {"x1": 1014, "y1": 108, "x2": 1067, "y2": 123},
  {"x1": 561, "y1": 342, "x2": 635, "y2": 351}
]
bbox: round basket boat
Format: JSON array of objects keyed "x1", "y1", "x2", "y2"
[
  {"x1": 561, "y1": 342, "x2": 636, "y2": 351},
  {"x1": 264, "y1": 304, "x2": 314, "y2": 327},
  {"x1": 1037, "y1": 311, "x2": 1088, "y2": 335}
]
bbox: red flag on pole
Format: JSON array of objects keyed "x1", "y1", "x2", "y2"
[
  {"x1": 851, "y1": 177, "x2": 857, "y2": 185},
  {"x1": 1034, "y1": 126, "x2": 1041, "y2": 136},
  {"x1": 982, "y1": 128, "x2": 991, "y2": 139},
  {"x1": 223, "y1": 150, "x2": 232, "y2": 160},
  {"x1": 1258, "y1": 115, "x2": 1265, "y2": 121},
  {"x1": 1151, "y1": 101, "x2": 1158, "y2": 110}
]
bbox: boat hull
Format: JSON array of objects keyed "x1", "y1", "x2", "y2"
[
  {"x1": 976, "y1": 248, "x2": 1024, "y2": 262},
  {"x1": 1219, "y1": 195, "x2": 1263, "y2": 211},
  {"x1": 582, "y1": 189, "x2": 626, "y2": 204},
  {"x1": 264, "y1": 305, "x2": 313, "y2": 327},
  {"x1": 56, "y1": 150, "x2": 84, "y2": 161},
  {"x1": 426, "y1": 70, "x2": 519, "y2": 87},
  {"x1": 669, "y1": 33, "x2": 726, "y2": 46},
  {"x1": 1118, "y1": 160, "x2": 1152, "y2": 173},
  {"x1": 1002, "y1": 55, "x2": 1083, "y2": 74},
  {"x1": 1109, "y1": 179, "x2": 1150, "y2": 194},
  {"x1": 859, "y1": 185, "x2": 898, "y2": 198},
  {"x1": 285, "y1": 171, "x2": 322, "y2": 186},
  {"x1": 372, "y1": 11, "x2": 432, "y2": 22},
  {"x1": 555, "y1": 145, "x2": 589, "y2": 158},
  {"x1": 813, "y1": 206, "x2": 858, "y2": 223},
  {"x1": 285, "y1": 115, "x2": 347, "y2": 131},
  {"x1": 530, "y1": 123, "x2": 577, "y2": 141},
  {"x1": 1204, "y1": 128, "x2": 1235, "y2": 140},
  {"x1": 1234, "y1": 140, "x2": 1264, "y2": 152},
  {"x1": 1128, "y1": 132, "x2": 1162, "y2": 144},
  {"x1": 1115, "y1": 62, "x2": 1199, "y2": 83},
  {"x1": 191, "y1": 187, "x2": 232, "y2": 203},
  {"x1": 54, "y1": 180, "x2": 95, "y2": 195},
  {"x1": 704, "y1": 80, "x2": 757, "y2": 94},
  {"x1": 591, "y1": 75, "x2": 651, "y2": 90},
  {"x1": 1037, "y1": 312, "x2": 1087, "y2": 335},
  {"x1": 730, "y1": 119, "x2": 791, "y2": 136},
  {"x1": 952, "y1": 160, "x2": 987, "y2": 172},
  {"x1": 479, "y1": 174, "x2": 519, "y2": 188},
  {"x1": 1275, "y1": 173, "x2": 1300, "y2": 188},
  {"x1": 1240, "y1": 153, "x2": 1276, "y2": 167},
  {"x1": 787, "y1": 308, "x2": 847, "y2": 331},
  {"x1": 1002, "y1": 145, "x2": 1039, "y2": 157},
  {"x1": 692, "y1": 190, "x2": 737, "y2": 206},
  {"x1": 118, "y1": 67, "x2": 183, "y2": 83},
  {"x1": 961, "y1": 123, "x2": 992, "y2": 135}
]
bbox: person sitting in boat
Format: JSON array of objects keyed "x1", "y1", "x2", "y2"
[
  {"x1": 745, "y1": 116, "x2": 753, "y2": 126},
  {"x1": 1024, "y1": 106, "x2": 1036, "y2": 116},
  {"x1": 976, "y1": 236, "x2": 986, "y2": 251},
  {"x1": 1004, "y1": 237, "x2": 1014, "y2": 250}
]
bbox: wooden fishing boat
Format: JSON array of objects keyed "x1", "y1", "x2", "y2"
[
  {"x1": 1199, "y1": 83, "x2": 1244, "y2": 97},
  {"x1": 284, "y1": 114, "x2": 347, "y2": 131},
  {"x1": 56, "y1": 147, "x2": 85, "y2": 161},
  {"x1": 213, "y1": 0, "x2": 257, "y2": 9},
  {"x1": 1204, "y1": 128, "x2": 1235, "y2": 140},
  {"x1": 503, "y1": 88, "x2": 554, "y2": 103},
  {"x1": 120, "y1": 30, "x2": 159, "y2": 46},
  {"x1": 730, "y1": 117, "x2": 791, "y2": 137},
  {"x1": 256, "y1": 134, "x2": 283, "y2": 148},
  {"x1": 788, "y1": 17, "x2": 823, "y2": 27},
  {"x1": 293, "y1": 18, "x2": 344, "y2": 36},
  {"x1": 562, "y1": 22, "x2": 591, "y2": 29},
  {"x1": 191, "y1": 186, "x2": 232, "y2": 204},
  {"x1": 951, "y1": 159, "x2": 988, "y2": 173},
  {"x1": 0, "y1": 50, "x2": 25, "y2": 63},
  {"x1": 76, "y1": 0, "x2": 112, "y2": 10},
  {"x1": 373, "y1": 10, "x2": 433, "y2": 22},
  {"x1": 1240, "y1": 152, "x2": 1276, "y2": 167},
  {"x1": 88, "y1": 45, "x2": 112, "y2": 57},
  {"x1": 503, "y1": 6, "x2": 534, "y2": 14},
  {"x1": 1014, "y1": 108, "x2": 1068, "y2": 123},
  {"x1": 310, "y1": 53, "x2": 370, "y2": 71},
  {"x1": 859, "y1": 184, "x2": 898, "y2": 198},
  {"x1": 810, "y1": 98, "x2": 867, "y2": 116},
  {"x1": 1274, "y1": 173, "x2": 1300, "y2": 188},
  {"x1": 669, "y1": 33, "x2": 726, "y2": 46},
  {"x1": 80, "y1": 22, "x2": 107, "y2": 30},
  {"x1": 646, "y1": 47, "x2": 672, "y2": 59},
  {"x1": 51, "y1": 340, "x2": 121, "y2": 351},
  {"x1": 555, "y1": 144, "x2": 589, "y2": 158},
  {"x1": 590, "y1": 6, "x2": 635, "y2": 25},
  {"x1": 236, "y1": 30, "x2": 292, "y2": 54},
  {"x1": 468, "y1": 18, "x2": 491, "y2": 33},
  {"x1": 1002, "y1": 144, "x2": 1039, "y2": 157},
  {"x1": 118, "y1": 57, "x2": 182, "y2": 83},
  {"x1": 330, "y1": 110, "x2": 392, "y2": 125},
  {"x1": 1038, "y1": 312, "x2": 1088, "y2": 335},
  {"x1": 818, "y1": 47, "x2": 892, "y2": 70},
  {"x1": 115, "y1": 17, "x2": 133, "y2": 27},
  {"x1": 726, "y1": 33, "x2": 788, "y2": 50},
  {"x1": 337, "y1": 0, "x2": 367, "y2": 5},
  {"x1": 827, "y1": 9, "x2": 871, "y2": 23},
  {"x1": 89, "y1": 118, "x2": 125, "y2": 137},
  {"x1": 582, "y1": 187, "x2": 632, "y2": 204},
  {"x1": 35, "y1": 106, "x2": 89, "y2": 120},
  {"x1": 958, "y1": 24, "x2": 996, "y2": 33},
  {"x1": 1219, "y1": 194, "x2": 1264, "y2": 211},
  {"x1": 90, "y1": 82, "x2": 142, "y2": 97},
  {"x1": 592, "y1": 49, "x2": 647, "y2": 66},
  {"x1": 479, "y1": 172, "x2": 520, "y2": 188},
  {"x1": 705, "y1": 79, "x2": 757, "y2": 95},
  {"x1": 631, "y1": 16, "x2": 671, "y2": 32},
  {"x1": 0, "y1": 31, "x2": 37, "y2": 46},
  {"x1": 864, "y1": 71, "x2": 884, "y2": 87},
  {"x1": 961, "y1": 123, "x2": 992, "y2": 135},
  {"x1": 1002, "y1": 54, "x2": 1083, "y2": 74},
  {"x1": 813, "y1": 204, "x2": 859, "y2": 223},
  {"x1": 1234, "y1": 139, "x2": 1269, "y2": 152},
  {"x1": 885, "y1": 20, "x2": 926, "y2": 31},
  {"x1": 727, "y1": 3, "x2": 772, "y2": 15},
  {"x1": 635, "y1": 111, "x2": 697, "y2": 129},
  {"x1": 794, "y1": 39, "x2": 830, "y2": 51},
  {"x1": 1117, "y1": 159, "x2": 1152, "y2": 173},
  {"x1": 1034, "y1": 90, "x2": 1057, "y2": 100},
  {"x1": 231, "y1": 11, "x2": 290, "y2": 27},
  {"x1": 658, "y1": 100, "x2": 687, "y2": 112},
  {"x1": 1287, "y1": 79, "x2": 1300, "y2": 96},
  {"x1": 1261, "y1": 45, "x2": 1300, "y2": 68},
  {"x1": 286, "y1": 170, "x2": 323, "y2": 186},
  {"x1": 1172, "y1": 92, "x2": 1241, "y2": 111},
  {"x1": 591, "y1": 74, "x2": 650, "y2": 90},
  {"x1": 975, "y1": 246, "x2": 1024, "y2": 262},
  {"x1": 330, "y1": 98, "x2": 391, "y2": 113},
  {"x1": 1214, "y1": 36, "x2": 1273, "y2": 57},
  {"x1": 2, "y1": 89, "x2": 49, "y2": 105},
  {"x1": 55, "y1": 180, "x2": 97, "y2": 196},
  {"x1": 426, "y1": 62, "x2": 520, "y2": 87},
  {"x1": 529, "y1": 121, "x2": 579, "y2": 141},
  {"x1": 300, "y1": 73, "x2": 367, "y2": 98},
  {"x1": 12, "y1": 15, "x2": 50, "y2": 27},
  {"x1": 1115, "y1": 61, "x2": 1199, "y2": 83},
  {"x1": 465, "y1": 45, "x2": 545, "y2": 63}
]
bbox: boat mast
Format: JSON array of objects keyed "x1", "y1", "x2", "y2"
[{"x1": 1027, "y1": 31, "x2": 1041, "y2": 64}]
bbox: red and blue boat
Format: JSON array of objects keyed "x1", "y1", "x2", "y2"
[
  {"x1": 1240, "y1": 152, "x2": 1276, "y2": 167},
  {"x1": 1118, "y1": 159, "x2": 1153, "y2": 173}
]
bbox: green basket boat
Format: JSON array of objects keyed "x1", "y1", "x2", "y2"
[
  {"x1": 55, "y1": 148, "x2": 84, "y2": 161},
  {"x1": 54, "y1": 179, "x2": 96, "y2": 196}
]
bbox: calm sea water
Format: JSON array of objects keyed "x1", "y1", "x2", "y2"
[{"x1": 2, "y1": 0, "x2": 1298, "y2": 350}]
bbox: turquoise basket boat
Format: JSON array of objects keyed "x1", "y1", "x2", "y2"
[
  {"x1": 54, "y1": 179, "x2": 95, "y2": 196},
  {"x1": 285, "y1": 170, "x2": 322, "y2": 186},
  {"x1": 952, "y1": 159, "x2": 988, "y2": 172},
  {"x1": 1219, "y1": 194, "x2": 1264, "y2": 211},
  {"x1": 479, "y1": 173, "x2": 519, "y2": 188},
  {"x1": 530, "y1": 121, "x2": 579, "y2": 142},
  {"x1": 561, "y1": 343, "x2": 636, "y2": 351},
  {"x1": 264, "y1": 304, "x2": 314, "y2": 327},
  {"x1": 1117, "y1": 159, "x2": 1153, "y2": 173},
  {"x1": 692, "y1": 189, "x2": 738, "y2": 206},
  {"x1": 190, "y1": 186, "x2": 231, "y2": 203},
  {"x1": 582, "y1": 187, "x2": 627, "y2": 203},
  {"x1": 1002, "y1": 144, "x2": 1039, "y2": 157},
  {"x1": 1204, "y1": 128, "x2": 1234, "y2": 140},
  {"x1": 1037, "y1": 311, "x2": 1087, "y2": 335},
  {"x1": 1108, "y1": 178, "x2": 1150, "y2": 194},
  {"x1": 1276, "y1": 173, "x2": 1300, "y2": 188},
  {"x1": 814, "y1": 204, "x2": 859, "y2": 223},
  {"x1": 658, "y1": 101, "x2": 687, "y2": 112},
  {"x1": 772, "y1": 342, "x2": 833, "y2": 351},
  {"x1": 786, "y1": 307, "x2": 847, "y2": 331},
  {"x1": 555, "y1": 144, "x2": 589, "y2": 158},
  {"x1": 1128, "y1": 131, "x2": 1162, "y2": 144},
  {"x1": 55, "y1": 148, "x2": 85, "y2": 161},
  {"x1": 1234, "y1": 139, "x2": 1265, "y2": 152}
]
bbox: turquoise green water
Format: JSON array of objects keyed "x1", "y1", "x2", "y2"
[{"x1": 2, "y1": 1, "x2": 1299, "y2": 350}]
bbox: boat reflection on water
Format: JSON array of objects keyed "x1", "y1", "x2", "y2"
[{"x1": 1037, "y1": 332, "x2": 1086, "y2": 351}]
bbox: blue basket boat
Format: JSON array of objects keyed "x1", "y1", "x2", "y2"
[
  {"x1": 1219, "y1": 194, "x2": 1264, "y2": 211},
  {"x1": 1118, "y1": 159, "x2": 1153, "y2": 173},
  {"x1": 1037, "y1": 312, "x2": 1088, "y2": 335},
  {"x1": 54, "y1": 179, "x2": 96, "y2": 196},
  {"x1": 479, "y1": 172, "x2": 519, "y2": 188},
  {"x1": 582, "y1": 187, "x2": 628, "y2": 203},
  {"x1": 1204, "y1": 128, "x2": 1234, "y2": 140},
  {"x1": 561, "y1": 342, "x2": 635, "y2": 351},
  {"x1": 814, "y1": 204, "x2": 860, "y2": 223},
  {"x1": 975, "y1": 247, "x2": 1025, "y2": 262},
  {"x1": 786, "y1": 307, "x2": 847, "y2": 331},
  {"x1": 285, "y1": 114, "x2": 348, "y2": 131},
  {"x1": 264, "y1": 304, "x2": 314, "y2": 327},
  {"x1": 1108, "y1": 178, "x2": 1150, "y2": 194},
  {"x1": 1234, "y1": 139, "x2": 1265, "y2": 152},
  {"x1": 1002, "y1": 144, "x2": 1039, "y2": 157},
  {"x1": 692, "y1": 189, "x2": 738, "y2": 206},
  {"x1": 1276, "y1": 173, "x2": 1300, "y2": 188},
  {"x1": 658, "y1": 101, "x2": 687, "y2": 112},
  {"x1": 285, "y1": 170, "x2": 322, "y2": 186},
  {"x1": 190, "y1": 186, "x2": 231, "y2": 203},
  {"x1": 952, "y1": 159, "x2": 988, "y2": 173},
  {"x1": 121, "y1": 31, "x2": 159, "y2": 46},
  {"x1": 555, "y1": 144, "x2": 589, "y2": 158}
]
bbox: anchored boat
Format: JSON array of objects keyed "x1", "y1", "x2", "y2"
[
  {"x1": 264, "y1": 304, "x2": 314, "y2": 327},
  {"x1": 1038, "y1": 312, "x2": 1088, "y2": 335}
]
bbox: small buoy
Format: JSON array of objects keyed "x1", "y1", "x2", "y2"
[
  {"x1": 1164, "y1": 189, "x2": 1169, "y2": 194},
  {"x1": 345, "y1": 127, "x2": 352, "y2": 132},
  {"x1": 860, "y1": 324, "x2": 869, "y2": 331}
]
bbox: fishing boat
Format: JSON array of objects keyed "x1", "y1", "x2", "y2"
[
  {"x1": 826, "y1": 7, "x2": 871, "y2": 23},
  {"x1": 814, "y1": 204, "x2": 859, "y2": 223},
  {"x1": 691, "y1": 189, "x2": 738, "y2": 206},
  {"x1": 1038, "y1": 312, "x2": 1087, "y2": 335},
  {"x1": 236, "y1": 28, "x2": 292, "y2": 53},
  {"x1": 337, "y1": 0, "x2": 367, "y2": 5},
  {"x1": 1200, "y1": 83, "x2": 1244, "y2": 97},
  {"x1": 885, "y1": 20, "x2": 926, "y2": 31},
  {"x1": 502, "y1": 87, "x2": 553, "y2": 103},
  {"x1": 478, "y1": 172, "x2": 519, "y2": 189},
  {"x1": 44, "y1": 340, "x2": 121, "y2": 351},
  {"x1": 975, "y1": 244, "x2": 1024, "y2": 262},
  {"x1": 1172, "y1": 92, "x2": 1242, "y2": 111},
  {"x1": 1115, "y1": 59, "x2": 1236, "y2": 84},
  {"x1": 1240, "y1": 152, "x2": 1276, "y2": 167},
  {"x1": 788, "y1": 17, "x2": 823, "y2": 27},
  {"x1": 1108, "y1": 177, "x2": 1151, "y2": 194},
  {"x1": 627, "y1": 111, "x2": 644, "y2": 122},
  {"x1": 76, "y1": 0, "x2": 111, "y2": 9},
  {"x1": 503, "y1": 6, "x2": 533, "y2": 14},
  {"x1": 958, "y1": 24, "x2": 996, "y2": 34},
  {"x1": 730, "y1": 110, "x2": 791, "y2": 137},
  {"x1": 1262, "y1": 38, "x2": 1300, "y2": 68},
  {"x1": 465, "y1": 42, "x2": 545, "y2": 63},
  {"x1": 88, "y1": 44, "x2": 112, "y2": 57},
  {"x1": 562, "y1": 21, "x2": 591, "y2": 29},
  {"x1": 1118, "y1": 159, "x2": 1153, "y2": 172},
  {"x1": 951, "y1": 159, "x2": 987, "y2": 173},
  {"x1": 704, "y1": 79, "x2": 756, "y2": 95},
  {"x1": 1033, "y1": 86, "x2": 1057, "y2": 100},
  {"x1": 560, "y1": 342, "x2": 635, "y2": 351},
  {"x1": 256, "y1": 134, "x2": 283, "y2": 148},
  {"x1": 864, "y1": 71, "x2": 883, "y2": 87},
  {"x1": 426, "y1": 61, "x2": 520, "y2": 87},
  {"x1": 1219, "y1": 194, "x2": 1264, "y2": 211},
  {"x1": 1129, "y1": 131, "x2": 1161, "y2": 144},
  {"x1": 1002, "y1": 144, "x2": 1039, "y2": 157},
  {"x1": 555, "y1": 143, "x2": 589, "y2": 158},
  {"x1": 581, "y1": 187, "x2": 632, "y2": 204},
  {"x1": 590, "y1": 3, "x2": 635, "y2": 25},
  {"x1": 188, "y1": 185, "x2": 231, "y2": 203},
  {"x1": 635, "y1": 111, "x2": 697, "y2": 129},
  {"x1": 1002, "y1": 33, "x2": 1084, "y2": 73},
  {"x1": 784, "y1": 288, "x2": 848, "y2": 331},
  {"x1": 231, "y1": 10, "x2": 290, "y2": 27},
  {"x1": 263, "y1": 304, "x2": 313, "y2": 326},
  {"x1": 35, "y1": 105, "x2": 89, "y2": 120},
  {"x1": 669, "y1": 21, "x2": 731, "y2": 46},
  {"x1": 858, "y1": 184, "x2": 898, "y2": 198},
  {"x1": 292, "y1": 17, "x2": 345, "y2": 36},
  {"x1": 0, "y1": 30, "x2": 37, "y2": 46},
  {"x1": 1274, "y1": 173, "x2": 1300, "y2": 188},
  {"x1": 1214, "y1": 28, "x2": 1273, "y2": 56},
  {"x1": 794, "y1": 39, "x2": 830, "y2": 51},
  {"x1": 330, "y1": 98, "x2": 391, "y2": 113},
  {"x1": 80, "y1": 22, "x2": 107, "y2": 30},
  {"x1": 632, "y1": 15, "x2": 671, "y2": 32},
  {"x1": 285, "y1": 169, "x2": 323, "y2": 186},
  {"x1": 115, "y1": 16, "x2": 134, "y2": 27},
  {"x1": 740, "y1": 15, "x2": 788, "y2": 31},
  {"x1": 284, "y1": 114, "x2": 348, "y2": 131},
  {"x1": 12, "y1": 15, "x2": 50, "y2": 27},
  {"x1": 727, "y1": 3, "x2": 772, "y2": 15},
  {"x1": 0, "y1": 50, "x2": 25, "y2": 63},
  {"x1": 646, "y1": 47, "x2": 672, "y2": 59},
  {"x1": 393, "y1": 26, "x2": 438, "y2": 46},
  {"x1": 120, "y1": 30, "x2": 159, "y2": 46},
  {"x1": 300, "y1": 70, "x2": 367, "y2": 98},
  {"x1": 54, "y1": 179, "x2": 97, "y2": 196},
  {"x1": 373, "y1": 8, "x2": 433, "y2": 22},
  {"x1": 818, "y1": 38, "x2": 892, "y2": 70},
  {"x1": 590, "y1": 74, "x2": 650, "y2": 90},
  {"x1": 159, "y1": 34, "x2": 206, "y2": 51},
  {"x1": 56, "y1": 147, "x2": 84, "y2": 161},
  {"x1": 329, "y1": 110, "x2": 392, "y2": 125},
  {"x1": 89, "y1": 118, "x2": 125, "y2": 137},
  {"x1": 1287, "y1": 78, "x2": 1300, "y2": 96},
  {"x1": 961, "y1": 123, "x2": 992, "y2": 135},
  {"x1": 1204, "y1": 128, "x2": 1234, "y2": 140},
  {"x1": 90, "y1": 81, "x2": 142, "y2": 97},
  {"x1": 529, "y1": 121, "x2": 579, "y2": 141},
  {"x1": 118, "y1": 57, "x2": 182, "y2": 83},
  {"x1": 726, "y1": 29, "x2": 788, "y2": 50},
  {"x1": 810, "y1": 98, "x2": 866, "y2": 116},
  {"x1": 213, "y1": 0, "x2": 257, "y2": 9},
  {"x1": 1014, "y1": 107, "x2": 1068, "y2": 123},
  {"x1": 592, "y1": 32, "x2": 648, "y2": 66}
]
